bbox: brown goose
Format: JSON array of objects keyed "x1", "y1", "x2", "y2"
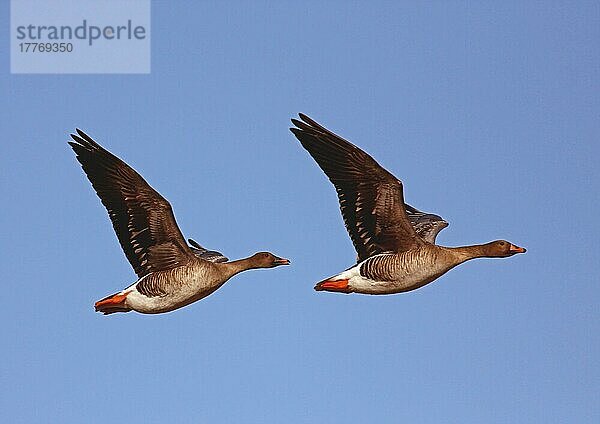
[
  {"x1": 290, "y1": 114, "x2": 525, "y2": 294},
  {"x1": 69, "y1": 130, "x2": 289, "y2": 314}
]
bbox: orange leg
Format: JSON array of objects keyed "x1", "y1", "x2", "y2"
[
  {"x1": 94, "y1": 292, "x2": 130, "y2": 313},
  {"x1": 315, "y1": 279, "x2": 351, "y2": 293}
]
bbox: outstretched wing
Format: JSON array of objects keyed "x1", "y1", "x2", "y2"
[
  {"x1": 188, "y1": 238, "x2": 229, "y2": 263},
  {"x1": 69, "y1": 130, "x2": 196, "y2": 278},
  {"x1": 291, "y1": 114, "x2": 424, "y2": 262},
  {"x1": 405, "y1": 204, "x2": 448, "y2": 244}
]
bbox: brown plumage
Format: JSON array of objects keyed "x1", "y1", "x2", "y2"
[
  {"x1": 69, "y1": 130, "x2": 289, "y2": 314},
  {"x1": 290, "y1": 114, "x2": 525, "y2": 295},
  {"x1": 69, "y1": 130, "x2": 194, "y2": 278}
]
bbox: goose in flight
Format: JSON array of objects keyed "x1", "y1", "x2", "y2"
[
  {"x1": 69, "y1": 130, "x2": 289, "y2": 314},
  {"x1": 290, "y1": 114, "x2": 525, "y2": 294}
]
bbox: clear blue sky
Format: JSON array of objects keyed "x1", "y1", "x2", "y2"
[{"x1": 1, "y1": 2, "x2": 599, "y2": 423}]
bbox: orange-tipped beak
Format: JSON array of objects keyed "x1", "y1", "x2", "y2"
[
  {"x1": 509, "y1": 244, "x2": 526, "y2": 254},
  {"x1": 273, "y1": 257, "x2": 290, "y2": 266}
]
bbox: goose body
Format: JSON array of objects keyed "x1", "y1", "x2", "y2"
[
  {"x1": 69, "y1": 130, "x2": 289, "y2": 314},
  {"x1": 290, "y1": 114, "x2": 525, "y2": 295},
  {"x1": 108, "y1": 258, "x2": 276, "y2": 314},
  {"x1": 333, "y1": 250, "x2": 450, "y2": 295}
]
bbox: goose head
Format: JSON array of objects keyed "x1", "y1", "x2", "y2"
[
  {"x1": 249, "y1": 252, "x2": 291, "y2": 268},
  {"x1": 483, "y1": 240, "x2": 527, "y2": 257}
]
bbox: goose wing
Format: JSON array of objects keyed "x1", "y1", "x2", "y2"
[
  {"x1": 404, "y1": 204, "x2": 448, "y2": 244},
  {"x1": 69, "y1": 130, "x2": 196, "y2": 278},
  {"x1": 291, "y1": 114, "x2": 424, "y2": 261},
  {"x1": 188, "y1": 238, "x2": 229, "y2": 263}
]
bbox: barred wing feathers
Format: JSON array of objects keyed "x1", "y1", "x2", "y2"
[
  {"x1": 291, "y1": 114, "x2": 424, "y2": 262},
  {"x1": 69, "y1": 130, "x2": 196, "y2": 278}
]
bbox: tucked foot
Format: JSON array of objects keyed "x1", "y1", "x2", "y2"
[
  {"x1": 314, "y1": 279, "x2": 352, "y2": 294},
  {"x1": 94, "y1": 291, "x2": 132, "y2": 315}
]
